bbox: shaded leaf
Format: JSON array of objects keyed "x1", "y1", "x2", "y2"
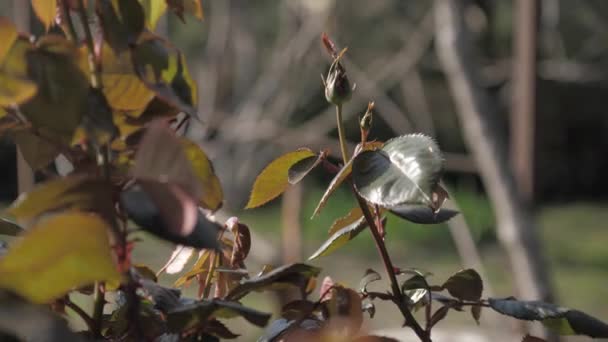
[
  {"x1": 245, "y1": 149, "x2": 315, "y2": 209},
  {"x1": 353, "y1": 336, "x2": 399, "y2": 342},
  {"x1": 488, "y1": 298, "x2": 608, "y2": 337},
  {"x1": 359, "y1": 269, "x2": 381, "y2": 294},
  {"x1": 287, "y1": 151, "x2": 324, "y2": 185},
  {"x1": 120, "y1": 183, "x2": 220, "y2": 249},
  {"x1": 207, "y1": 319, "x2": 239, "y2": 339},
  {"x1": 96, "y1": 0, "x2": 145, "y2": 52},
  {"x1": 181, "y1": 139, "x2": 223, "y2": 211},
  {"x1": 0, "y1": 38, "x2": 37, "y2": 107},
  {"x1": 281, "y1": 300, "x2": 315, "y2": 320},
  {"x1": 227, "y1": 218, "x2": 250, "y2": 267},
  {"x1": 390, "y1": 205, "x2": 458, "y2": 224},
  {"x1": 471, "y1": 304, "x2": 482, "y2": 325},
  {"x1": 7, "y1": 176, "x2": 113, "y2": 223},
  {"x1": 308, "y1": 216, "x2": 368, "y2": 260},
  {"x1": 0, "y1": 290, "x2": 83, "y2": 342},
  {"x1": 312, "y1": 157, "x2": 354, "y2": 217},
  {"x1": 0, "y1": 218, "x2": 23, "y2": 236},
  {"x1": 31, "y1": 0, "x2": 58, "y2": 31},
  {"x1": 442, "y1": 269, "x2": 483, "y2": 301},
  {"x1": 522, "y1": 335, "x2": 546, "y2": 342},
  {"x1": 226, "y1": 263, "x2": 321, "y2": 301},
  {"x1": 429, "y1": 305, "x2": 450, "y2": 329},
  {"x1": 12, "y1": 131, "x2": 60, "y2": 170},
  {"x1": 362, "y1": 301, "x2": 375, "y2": 319},
  {"x1": 352, "y1": 134, "x2": 443, "y2": 208},
  {"x1": 0, "y1": 212, "x2": 121, "y2": 303},
  {"x1": 167, "y1": 299, "x2": 271, "y2": 332}
]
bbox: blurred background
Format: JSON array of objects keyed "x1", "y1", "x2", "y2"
[{"x1": 1, "y1": 0, "x2": 608, "y2": 341}]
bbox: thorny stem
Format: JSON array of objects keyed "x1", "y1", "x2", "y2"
[{"x1": 333, "y1": 104, "x2": 429, "y2": 341}]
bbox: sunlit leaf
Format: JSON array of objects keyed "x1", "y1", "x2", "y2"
[
  {"x1": 488, "y1": 298, "x2": 608, "y2": 338},
  {"x1": 120, "y1": 183, "x2": 220, "y2": 249},
  {"x1": 132, "y1": 33, "x2": 198, "y2": 117},
  {"x1": 312, "y1": 157, "x2": 354, "y2": 217},
  {"x1": 174, "y1": 249, "x2": 211, "y2": 287},
  {"x1": 352, "y1": 134, "x2": 443, "y2": 208},
  {"x1": 96, "y1": 0, "x2": 145, "y2": 52},
  {"x1": 161, "y1": 245, "x2": 195, "y2": 275},
  {"x1": 245, "y1": 149, "x2": 316, "y2": 209},
  {"x1": 442, "y1": 269, "x2": 483, "y2": 301},
  {"x1": 390, "y1": 205, "x2": 458, "y2": 224},
  {"x1": 0, "y1": 212, "x2": 121, "y2": 303},
  {"x1": 0, "y1": 18, "x2": 18, "y2": 63},
  {"x1": 181, "y1": 139, "x2": 223, "y2": 211},
  {"x1": 226, "y1": 263, "x2": 321, "y2": 301},
  {"x1": 7, "y1": 176, "x2": 113, "y2": 223},
  {"x1": 138, "y1": 0, "x2": 168, "y2": 29},
  {"x1": 167, "y1": 299, "x2": 270, "y2": 332},
  {"x1": 166, "y1": 0, "x2": 204, "y2": 22},
  {"x1": 329, "y1": 207, "x2": 362, "y2": 235},
  {"x1": 31, "y1": 0, "x2": 58, "y2": 31},
  {"x1": 308, "y1": 216, "x2": 373, "y2": 260},
  {"x1": 100, "y1": 44, "x2": 155, "y2": 111}
]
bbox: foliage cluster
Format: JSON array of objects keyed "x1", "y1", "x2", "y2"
[{"x1": 0, "y1": 1, "x2": 606, "y2": 341}]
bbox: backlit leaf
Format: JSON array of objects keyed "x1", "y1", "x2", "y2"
[
  {"x1": 7, "y1": 176, "x2": 113, "y2": 223},
  {"x1": 245, "y1": 149, "x2": 316, "y2": 209},
  {"x1": 328, "y1": 207, "x2": 362, "y2": 235},
  {"x1": 181, "y1": 139, "x2": 223, "y2": 211},
  {"x1": 226, "y1": 263, "x2": 321, "y2": 301},
  {"x1": 308, "y1": 216, "x2": 369, "y2": 260},
  {"x1": 442, "y1": 269, "x2": 483, "y2": 301},
  {"x1": 167, "y1": 299, "x2": 270, "y2": 332},
  {"x1": 97, "y1": 0, "x2": 145, "y2": 52},
  {"x1": 0, "y1": 38, "x2": 37, "y2": 107},
  {"x1": 160, "y1": 245, "x2": 195, "y2": 275},
  {"x1": 312, "y1": 157, "x2": 354, "y2": 217},
  {"x1": 0, "y1": 18, "x2": 18, "y2": 63},
  {"x1": 0, "y1": 212, "x2": 121, "y2": 303},
  {"x1": 288, "y1": 151, "x2": 324, "y2": 185},
  {"x1": 352, "y1": 134, "x2": 443, "y2": 208},
  {"x1": 31, "y1": 0, "x2": 58, "y2": 31},
  {"x1": 139, "y1": 0, "x2": 168, "y2": 29},
  {"x1": 390, "y1": 205, "x2": 458, "y2": 224}
]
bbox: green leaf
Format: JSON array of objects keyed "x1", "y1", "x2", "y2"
[
  {"x1": 31, "y1": 0, "x2": 57, "y2": 31},
  {"x1": 7, "y1": 176, "x2": 113, "y2": 223},
  {"x1": 442, "y1": 269, "x2": 483, "y2": 301},
  {"x1": 352, "y1": 134, "x2": 443, "y2": 208},
  {"x1": 488, "y1": 298, "x2": 608, "y2": 338},
  {"x1": 245, "y1": 149, "x2": 316, "y2": 209},
  {"x1": 138, "y1": 0, "x2": 168, "y2": 29},
  {"x1": 181, "y1": 139, "x2": 223, "y2": 211},
  {"x1": 308, "y1": 216, "x2": 368, "y2": 260},
  {"x1": 0, "y1": 212, "x2": 121, "y2": 303},
  {"x1": 96, "y1": 0, "x2": 145, "y2": 52},
  {"x1": 131, "y1": 33, "x2": 198, "y2": 117},
  {"x1": 226, "y1": 263, "x2": 321, "y2": 301},
  {"x1": 167, "y1": 299, "x2": 271, "y2": 332},
  {"x1": 312, "y1": 157, "x2": 354, "y2": 217},
  {"x1": 0, "y1": 217, "x2": 23, "y2": 236},
  {"x1": 390, "y1": 205, "x2": 458, "y2": 224}
]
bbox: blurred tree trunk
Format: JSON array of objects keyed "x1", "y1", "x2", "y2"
[
  {"x1": 434, "y1": 0, "x2": 554, "y2": 337},
  {"x1": 13, "y1": 0, "x2": 34, "y2": 194}
]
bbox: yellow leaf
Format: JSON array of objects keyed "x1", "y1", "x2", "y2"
[
  {"x1": 12, "y1": 131, "x2": 60, "y2": 170},
  {"x1": 0, "y1": 37, "x2": 37, "y2": 107},
  {"x1": 139, "y1": 0, "x2": 168, "y2": 29},
  {"x1": 181, "y1": 139, "x2": 223, "y2": 211},
  {"x1": 246, "y1": 149, "x2": 316, "y2": 209},
  {"x1": 101, "y1": 46, "x2": 154, "y2": 111},
  {"x1": 0, "y1": 18, "x2": 18, "y2": 63},
  {"x1": 31, "y1": 0, "x2": 58, "y2": 31},
  {"x1": 0, "y1": 73, "x2": 37, "y2": 106},
  {"x1": 7, "y1": 176, "x2": 113, "y2": 223},
  {"x1": 0, "y1": 212, "x2": 121, "y2": 303},
  {"x1": 328, "y1": 207, "x2": 363, "y2": 235}
]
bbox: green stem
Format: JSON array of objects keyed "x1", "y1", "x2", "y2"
[{"x1": 335, "y1": 104, "x2": 349, "y2": 163}]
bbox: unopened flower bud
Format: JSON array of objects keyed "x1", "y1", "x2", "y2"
[{"x1": 324, "y1": 60, "x2": 352, "y2": 106}]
